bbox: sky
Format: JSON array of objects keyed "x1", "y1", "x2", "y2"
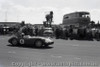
[{"x1": 0, "y1": 0, "x2": 100, "y2": 24}]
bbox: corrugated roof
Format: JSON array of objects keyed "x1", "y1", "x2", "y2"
[
  {"x1": 64, "y1": 11, "x2": 90, "y2": 16},
  {"x1": 0, "y1": 22, "x2": 20, "y2": 24}
]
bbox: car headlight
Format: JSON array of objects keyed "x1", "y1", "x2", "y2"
[{"x1": 45, "y1": 38, "x2": 53, "y2": 43}]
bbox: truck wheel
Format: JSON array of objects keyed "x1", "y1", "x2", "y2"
[{"x1": 35, "y1": 40, "x2": 43, "y2": 47}]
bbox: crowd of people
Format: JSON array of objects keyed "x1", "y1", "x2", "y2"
[
  {"x1": 17, "y1": 24, "x2": 100, "y2": 41},
  {"x1": 0, "y1": 22, "x2": 100, "y2": 41},
  {"x1": 54, "y1": 25, "x2": 100, "y2": 41}
]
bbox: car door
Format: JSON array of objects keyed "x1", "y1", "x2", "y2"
[{"x1": 24, "y1": 37, "x2": 36, "y2": 45}]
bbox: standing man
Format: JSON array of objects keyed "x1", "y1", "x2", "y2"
[
  {"x1": 68, "y1": 25, "x2": 73, "y2": 40},
  {"x1": 35, "y1": 27, "x2": 38, "y2": 36},
  {"x1": 45, "y1": 11, "x2": 53, "y2": 27}
]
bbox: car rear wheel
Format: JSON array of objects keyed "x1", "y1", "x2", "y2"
[
  {"x1": 11, "y1": 39, "x2": 18, "y2": 46},
  {"x1": 35, "y1": 40, "x2": 43, "y2": 47}
]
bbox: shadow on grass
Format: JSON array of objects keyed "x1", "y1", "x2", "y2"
[{"x1": 7, "y1": 44, "x2": 53, "y2": 49}]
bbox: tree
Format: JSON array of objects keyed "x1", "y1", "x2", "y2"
[{"x1": 90, "y1": 21, "x2": 95, "y2": 28}]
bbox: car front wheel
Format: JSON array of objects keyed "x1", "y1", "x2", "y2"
[
  {"x1": 35, "y1": 40, "x2": 43, "y2": 47},
  {"x1": 44, "y1": 45, "x2": 49, "y2": 47},
  {"x1": 11, "y1": 39, "x2": 18, "y2": 46}
]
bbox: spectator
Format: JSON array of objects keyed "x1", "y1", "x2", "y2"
[
  {"x1": 55, "y1": 28, "x2": 60, "y2": 39},
  {"x1": 35, "y1": 27, "x2": 38, "y2": 36},
  {"x1": 64, "y1": 28, "x2": 68, "y2": 39}
]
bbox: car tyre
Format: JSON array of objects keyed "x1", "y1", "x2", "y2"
[
  {"x1": 35, "y1": 40, "x2": 43, "y2": 48},
  {"x1": 11, "y1": 39, "x2": 18, "y2": 46},
  {"x1": 44, "y1": 45, "x2": 49, "y2": 47}
]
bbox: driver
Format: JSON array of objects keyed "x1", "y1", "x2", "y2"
[{"x1": 16, "y1": 24, "x2": 34, "y2": 38}]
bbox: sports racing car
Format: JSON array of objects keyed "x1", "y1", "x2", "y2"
[{"x1": 8, "y1": 34, "x2": 54, "y2": 47}]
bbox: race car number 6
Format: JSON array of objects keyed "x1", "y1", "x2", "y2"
[{"x1": 20, "y1": 39, "x2": 24, "y2": 44}]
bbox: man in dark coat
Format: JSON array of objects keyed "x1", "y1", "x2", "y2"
[{"x1": 55, "y1": 28, "x2": 60, "y2": 39}]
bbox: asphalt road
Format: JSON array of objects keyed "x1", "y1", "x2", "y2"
[{"x1": 0, "y1": 36, "x2": 100, "y2": 67}]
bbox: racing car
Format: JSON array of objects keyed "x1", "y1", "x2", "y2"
[{"x1": 8, "y1": 34, "x2": 54, "y2": 48}]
